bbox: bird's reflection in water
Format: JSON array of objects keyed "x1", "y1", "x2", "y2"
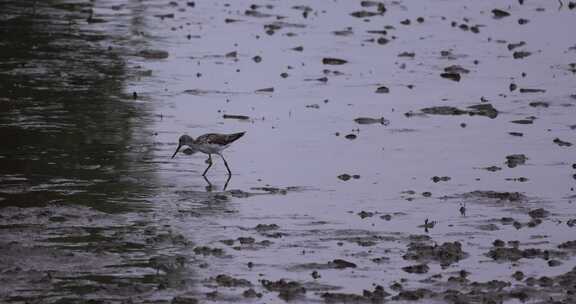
[{"x1": 203, "y1": 175, "x2": 231, "y2": 192}]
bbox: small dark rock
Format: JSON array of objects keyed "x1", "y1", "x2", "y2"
[
  {"x1": 440, "y1": 72, "x2": 461, "y2": 81},
  {"x1": 322, "y1": 57, "x2": 347, "y2": 65},
  {"x1": 375, "y1": 86, "x2": 390, "y2": 93},
  {"x1": 329, "y1": 259, "x2": 357, "y2": 269},
  {"x1": 553, "y1": 138, "x2": 572, "y2": 147},
  {"x1": 402, "y1": 264, "x2": 429, "y2": 274},
  {"x1": 492, "y1": 9, "x2": 511, "y2": 18},
  {"x1": 528, "y1": 208, "x2": 549, "y2": 219},
  {"x1": 338, "y1": 174, "x2": 351, "y2": 181}
]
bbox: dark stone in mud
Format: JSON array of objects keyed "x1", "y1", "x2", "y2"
[
  {"x1": 403, "y1": 241, "x2": 466, "y2": 266},
  {"x1": 295, "y1": 258, "x2": 361, "y2": 271},
  {"x1": 255, "y1": 224, "x2": 279, "y2": 232},
  {"x1": 528, "y1": 208, "x2": 549, "y2": 219},
  {"x1": 558, "y1": 240, "x2": 576, "y2": 250},
  {"x1": 508, "y1": 41, "x2": 526, "y2": 51},
  {"x1": 488, "y1": 246, "x2": 565, "y2": 261},
  {"x1": 432, "y1": 176, "x2": 451, "y2": 183},
  {"x1": 263, "y1": 232, "x2": 286, "y2": 238},
  {"x1": 322, "y1": 58, "x2": 347, "y2": 65},
  {"x1": 222, "y1": 114, "x2": 250, "y2": 120},
  {"x1": 375, "y1": 86, "x2": 390, "y2": 93},
  {"x1": 193, "y1": 246, "x2": 224, "y2": 256},
  {"x1": 526, "y1": 218, "x2": 542, "y2": 227},
  {"x1": 548, "y1": 260, "x2": 563, "y2": 267},
  {"x1": 509, "y1": 83, "x2": 517, "y2": 91},
  {"x1": 493, "y1": 239, "x2": 505, "y2": 247},
  {"x1": 211, "y1": 274, "x2": 252, "y2": 287},
  {"x1": 221, "y1": 239, "x2": 235, "y2": 246},
  {"x1": 492, "y1": 9, "x2": 511, "y2": 18},
  {"x1": 355, "y1": 117, "x2": 390, "y2": 125},
  {"x1": 440, "y1": 72, "x2": 461, "y2": 81},
  {"x1": 372, "y1": 256, "x2": 390, "y2": 264},
  {"x1": 255, "y1": 87, "x2": 274, "y2": 93},
  {"x1": 467, "y1": 104, "x2": 499, "y2": 118},
  {"x1": 510, "y1": 119, "x2": 533, "y2": 124},
  {"x1": 466, "y1": 191, "x2": 524, "y2": 202},
  {"x1": 477, "y1": 223, "x2": 500, "y2": 231},
  {"x1": 252, "y1": 55, "x2": 262, "y2": 63},
  {"x1": 519, "y1": 88, "x2": 546, "y2": 93},
  {"x1": 345, "y1": 134, "x2": 357, "y2": 140},
  {"x1": 536, "y1": 276, "x2": 554, "y2": 287},
  {"x1": 402, "y1": 264, "x2": 429, "y2": 274},
  {"x1": 243, "y1": 288, "x2": 262, "y2": 298},
  {"x1": 322, "y1": 285, "x2": 389, "y2": 303},
  {"x1": 338, "y1": 174, "x2": 352, "y2": 181},
  {"x1": 393, "y1": 288, "x2": 435, "y2": 301},
  {"x1": 172, "y1": 296, "x2": 199, "y2": 304},
  {"x1": 329, "y1": 259, "x2": 357, "y2": 269},
  {"x1": 553, "y1": 138, "x2": 572, "y2": 147},
  {"x1": 350, "y1": 11, "x2": 383, "y2": 18},
  {"x1": 483, "y1": 166, "x2": 502, "y2": 172},
  {"x1": 529, "y1": 101, "x2": 549, "y2": 108},
  {"x1": 398, "y1": 52, "x2": 416, "y2": 58},
  {"x1": 409, "y1": 235, "x2": 432, "y2": 242},
  {"x1": 206, "y1": 291, "x2": 219, "y2": 300},
  {"x1": 506, "y1": 154, "x2": 527, "y2": 168},
  {"x1": 512, "y1": 271, "x2": 525, "y2": 281},
  {"x1": 444, "y1": 65, "x2": 470, "y2": 74},
  {"x1": 470, "y1": 280, "x2": 511, "y2": 290},
  {"x1": 422, "y1": 106, "x2": 466, "y2": 115},
  {"x1": 509, "y1": 132, "x2": 523, "y2": 137},
  {"x1": 513, "y1": 51, "x2": 531, "y2": 59},
  {"x1": 357, "y1": 211, "x2": 374, "y2": 219},
  {"x1": 311, "y1": 270, "x2": 321, "y2": 279},
  {"x1": 261, "y1": 279, "x2": 306, "y2": 301},
  {"x1": 251, "y1": 186, "x2": 299, "y2": 194},
  {"x1": 237, "y1": 237, "x2": 255, "y2": 244},
  {"x1": 380, "y1": 214, "x2": 392, "y2": 221},
  {"x1": 138, "y1": 49, "x2": 169, "y2": 59},
  {"x1": 420, "y1": 104, "x2": 498, "y2": 118}
]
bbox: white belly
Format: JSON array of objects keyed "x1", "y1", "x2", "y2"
[{"x1": 195, "y1": 144, "x2": 228, "y2": 154}]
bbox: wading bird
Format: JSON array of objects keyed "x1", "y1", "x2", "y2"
[{"x1": 171, "y1": 132, "x2": 245, "y2": 176}]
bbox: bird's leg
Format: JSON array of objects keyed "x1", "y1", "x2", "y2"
[
  {"x1": 219, "y1": 154, "x2": 232, "y2": 175},
  {"x1": 223, "y1": 174, "x2": 231, "y2": 191},
  {"x1": 202, "y1": 154, "x2": 213, "y2": 176},
  {"x1": 203, "y1": 175, "x2": 213, "y2": 192}
]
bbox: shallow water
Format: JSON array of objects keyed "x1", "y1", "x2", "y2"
[{"x1": 1, "y1": 0, "x2": 576, "y2": 303}]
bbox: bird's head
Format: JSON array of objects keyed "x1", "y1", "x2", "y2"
[{"x1": 172, "y1": 135, "x2": 194, "y2": 159}]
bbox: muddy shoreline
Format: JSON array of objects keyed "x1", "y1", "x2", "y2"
[{"x1": 1, "y1": 0, "x2": 576, "y2": 303}]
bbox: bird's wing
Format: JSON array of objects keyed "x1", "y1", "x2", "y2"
[
  {"x1": 196, "y1": 132, "x2": 245, "y2": 146},
  {"x1": 195, "y1": 133, "x2": 228, "y2": 146}
]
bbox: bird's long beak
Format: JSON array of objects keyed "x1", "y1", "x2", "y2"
[{"x1": 171, "y1": 144, "x2": 182, "y2": 159}]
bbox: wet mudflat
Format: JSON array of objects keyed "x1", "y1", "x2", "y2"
[{"x1": 1, "y1": 0, "x2": 576, "y2": 303}]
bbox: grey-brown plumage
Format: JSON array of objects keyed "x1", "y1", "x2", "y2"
[
  {"x1": 171, "y1": 132, "x2": 245, "y2": 176},
  {"x1": 194, "y1": 132, "x2": 245, "y2": 146}
]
